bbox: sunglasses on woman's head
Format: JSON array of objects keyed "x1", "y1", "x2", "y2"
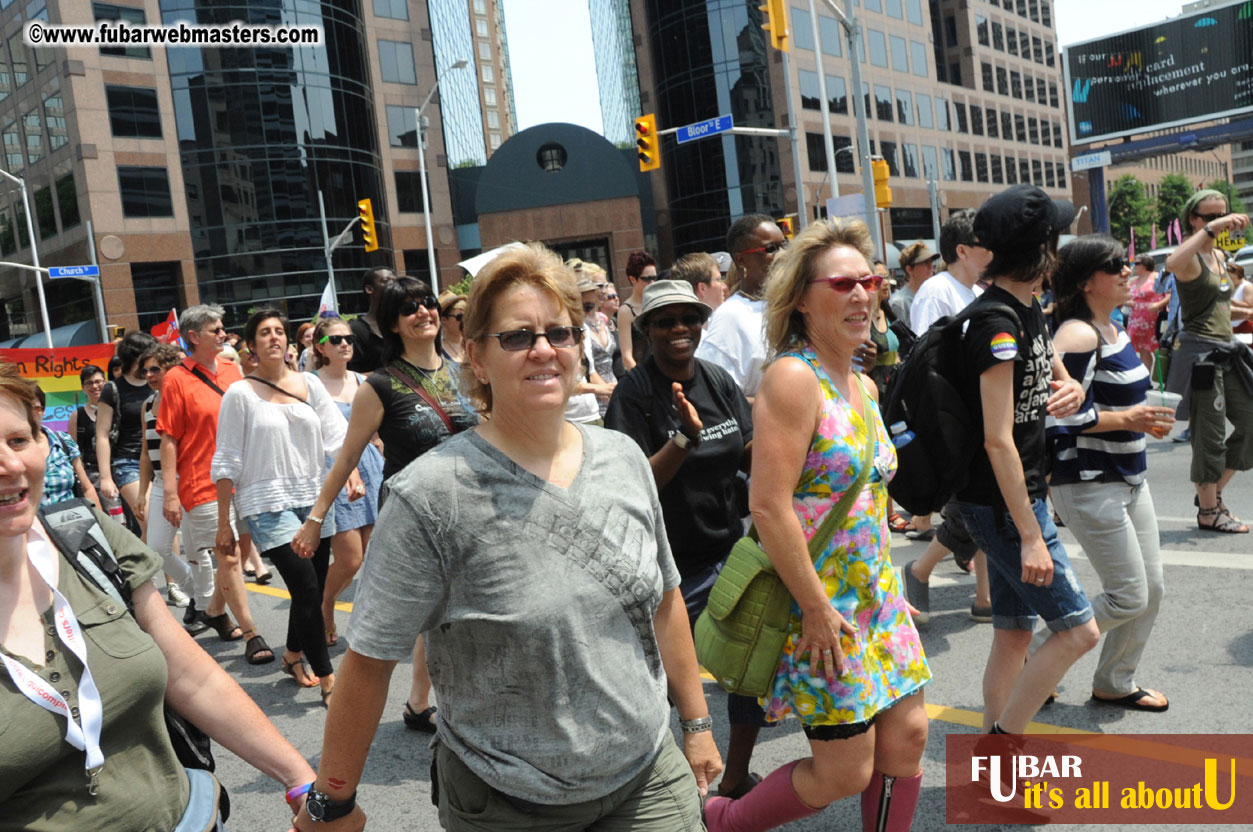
[
  {"x1": 1193, "y1": 211, "x2": 1227, "y2": 224},
  {"x1": 489, "y1": 326, "x2": 583, "y2": 351},
  {"x1": 809, "y1": 275, "x2": 883, "y2": 292},
  {"x1": 400, "y1": 295, "x2": 441, "y2": 316},
  {"x1": 318, "y1": 334, "x2": 355, "y2": 346}
]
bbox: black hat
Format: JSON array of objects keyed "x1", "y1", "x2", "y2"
[{"x1": 974, "y1": 184, "x2": 1078, "y2": 253}]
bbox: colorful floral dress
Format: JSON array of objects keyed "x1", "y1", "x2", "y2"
[
  {"x1": 1127, "y1": 274, "x2": 1164, "y2": 354},
  {"x1": 763, "y1": 343, "x2": 930, "y2": 727}
]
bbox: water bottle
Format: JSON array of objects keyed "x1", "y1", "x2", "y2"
[
  {"x1": 106, "y1": 495, "x2": 125, "y2": 522},
  {"x1": 890, "y1": 421, "x2": 915, "y2": 449}
]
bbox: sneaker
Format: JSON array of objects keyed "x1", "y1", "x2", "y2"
[
  {"x1": 970, "y1": 602, "x2": 993, "y2": 623},
  {"x1": 1172, "y1": 427, "x2": 1191, "y2": 443},
  {"x1": 899, "y1": 564, "x2": 930, "y2": 625},
  {"x1": 167, "y1": 584, "x2": 191, "y2": 607}
]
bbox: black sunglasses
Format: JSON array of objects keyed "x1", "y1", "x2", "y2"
[
  {"x1": 400, "y1": 295, "x2": 441, "y2": 316},
  {"x1": 637, "y1": 274, "x2": 658, "y2": 283},
  {"x1": 318, "y1": 334, "x2": 355, "y2": 346},
  {"x1": 489, "y1": 326, "x2": 583, "y2": 351},
  {"x1": 582, "y1": 302, "x2": 598, "y2": 313},
  {"x1": 1097, "y1": 258, "x2": 1129, "y2": 274},
  {"x1": 444, "y1": 313, "x2": 463, "y2": 322},
  {"x1": 1193, "y1": 211, "x2": 1227, "y2": 224},
  {"x1": 651, "y1": 313, "x2": 704, "y2": 330}
]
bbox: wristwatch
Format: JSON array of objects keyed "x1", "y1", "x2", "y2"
[
  {"x1": 673, "y1": 430, "x2": 701, "y2": 450},
  {"x1": 306, "y1": 788, "x2": 357, "y2": 822},
  {"x1": 1204, "y1": 224, "x2": 1217, "y2": 238}
]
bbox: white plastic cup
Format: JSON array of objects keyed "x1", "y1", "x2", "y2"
[{"x1": 1144, "y1": 389, "x2": 1182, "y2": 438}]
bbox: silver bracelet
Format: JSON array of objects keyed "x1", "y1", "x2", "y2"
[{"x1": 680, "y1": 716, "x2": 713, "y2": 734}]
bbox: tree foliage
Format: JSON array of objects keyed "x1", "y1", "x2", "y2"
[
  {"x1": 1205, "y1": 179, "x2": 1248, "y2": 215},
  {"x1": 1107, "y1": 175, "x2": 1154, "y2": 249},
  {"x1": 1155, "y1": 173, "x2": 1195, "y2": 239}
]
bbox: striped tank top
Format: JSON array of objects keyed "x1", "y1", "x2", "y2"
[{"x1": 144, "y1": 393, "x2": 161, "y2": 473}]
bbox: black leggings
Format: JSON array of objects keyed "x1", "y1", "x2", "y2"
[{"x1": 263, "y1": 536, "x2": 332, "y2": 677}]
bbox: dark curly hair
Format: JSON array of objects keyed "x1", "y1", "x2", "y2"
[{"x1": 624, "y1": 250, "x2": 656, "y2": 280}]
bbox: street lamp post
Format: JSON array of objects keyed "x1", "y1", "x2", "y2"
[
  {"x1": 415, "y1": 59, "x2": 468, "y2": 293},
  {"x1": 0, "y1": 169, "x2": 53, "y2": 348}
]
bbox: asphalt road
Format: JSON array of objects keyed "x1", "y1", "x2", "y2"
[{"x1": 202, "y1": 430, "x2": 1252, "y2": 831}]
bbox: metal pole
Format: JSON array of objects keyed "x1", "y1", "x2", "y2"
[
  {"x1": 842, "y1": 15, "x2": 882, "y2": 257},
  {"x1": 927, "y1": 180, "x2": 942, "y2": 244},
  {"x1": 780, "y1": 50, "x2": 808, "y2": 228},
  {"x1": 17, "y1": 180, "x2": 53, "y2": 348},
  {"x1": 84, "y1": 219, "x2": 107, "y2": 342},
  {"x1": 418, "y1": 115, "x2": 439, "y2": 293},
  {"x1": 808, "y1": 0, "x2": 837, "y2": 199},
  {"x1": 317, "y1": 190, "x2": 337, "y2": 300}
]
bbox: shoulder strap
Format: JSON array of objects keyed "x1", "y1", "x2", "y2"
[
  {"x1": 386, "y1": 365, "x2": 455, "y2": 434},
  {"x1": 187, "y1": 364, "x2": 226, "y2": 397},
  {"x1": 245, "y1": 375, "x2": 309, "y2": 405},
  {"x1": 37, "y1": 499, "x2": 132, "y2": 610}
]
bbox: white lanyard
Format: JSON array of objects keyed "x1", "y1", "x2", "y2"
[{"x1": 0, "y1": 536, "x2": 106, "y2": 795}]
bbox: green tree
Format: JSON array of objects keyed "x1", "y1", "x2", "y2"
[
  {"x1": 1107, "y1": 175, "x2": 1154, "y2": 249},
  {"x1": 1155, "y1": 173, "x2": 1194, "y2": 240},
  {"x1": 1205, "y1": 179, "x2": 1247, "y2": 214}
]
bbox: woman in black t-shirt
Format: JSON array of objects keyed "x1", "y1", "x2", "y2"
[
  {"x1": 68, "y1": 364, "x2": 106, "y2": 481},
  {"x1": 604, "y1": 279, "x2": 760, "y2": 800},
  {"x1": 292, "y1": 277, "x2": 478, "y2": 735},
  {"x1": 96, "y1": 331, "x2": 157, "y2": 531}
]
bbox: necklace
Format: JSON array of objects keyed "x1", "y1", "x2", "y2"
[{"x1": 398, "y1": 356, "x2": 441, "y2": 379}]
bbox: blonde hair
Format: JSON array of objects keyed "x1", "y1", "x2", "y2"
[
  {"x1": 461, "y1": 243, "x2": 581, "y2": 413},
  {"x1": 763, "y1": 217, "x2": 874, "y2": 359}
]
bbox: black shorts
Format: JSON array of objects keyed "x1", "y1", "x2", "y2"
[{"x1": 802, "y1": 712, "x2": 877, "y2": 741}]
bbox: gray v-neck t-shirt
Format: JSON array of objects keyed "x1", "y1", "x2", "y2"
[{"x1": 346, "y1": 425, "x2": 681, "y2": 805}]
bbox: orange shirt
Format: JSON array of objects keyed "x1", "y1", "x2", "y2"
[{"x1": 155, "y1": 356, "x2": 243, "y2": 510}]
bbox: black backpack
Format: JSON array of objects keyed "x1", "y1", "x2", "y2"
[
  {"x1": 882, "y1": 302, "x2": 1024, "y2": 516},
  {"x1": 36, "y1": 499, "x2": 230, "y2": 822}
]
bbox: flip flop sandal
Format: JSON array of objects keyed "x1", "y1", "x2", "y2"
[
  {"x1": 322, "y1": 686, "x2": 334, "y2": 708},
  {"x1": 887, "y1": 513, "x2": 915, "y2": 533},
  {"x1": 403, "y1": 703, "x2": 438, "y2": 733},
  {"x1": 1197, "y1": 506, "x2": 1249, "y2": 534},
  {"x1": 1091, "y1": 687, "x2": 1169, "y2": 712},
  {"x1": 202, "y1": 612, "x2": 243, "y2": 641},
  {"x1": 281, "y1": 656, "x2": 320, "y2": 688},
  {"x1": 326, "y1": 624, "x2": 339, "y2": 647},
  {"x1": 244, "y1": 633, "x2": 275, "y2": 665}
]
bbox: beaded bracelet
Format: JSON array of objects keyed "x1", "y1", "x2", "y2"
[{"x1": 286, "y1": 782, "x2": 314, "y2": 807}]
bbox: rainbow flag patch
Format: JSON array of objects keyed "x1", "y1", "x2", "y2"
[{"x1": 990, "y1": 332, "x2": 1018, "y2": 361}]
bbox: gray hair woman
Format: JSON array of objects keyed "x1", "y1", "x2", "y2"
[{"x1": 293, "y1": 244, "x2": 719, "y2": 831}]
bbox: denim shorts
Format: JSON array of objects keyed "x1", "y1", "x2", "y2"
[
  {"x1": 954, "y1": 498, "x2": 1094, "y2": 632},
  {"x1": 111, "y1": 457, "x2": 142, "y2": 487},
  {"x1": 244, "y1": 505, "x2": 335, "y2": 554}
]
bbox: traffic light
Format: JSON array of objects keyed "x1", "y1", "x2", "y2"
[
  {"x1": 777, "y1": 216, "x2": 795, "y2": 239},
  {"x1": 871, "y1": 157, "x2": 892, "y2": 208},
  {"x1": 635, "y1": 114, "x2": 660, "y2": 172},
  {"x1": 357, "y1": 198, "x2": 378, "y2": 252},
  {"x1": 759, "y1": 0, "x2": 790, "y2": 51}
]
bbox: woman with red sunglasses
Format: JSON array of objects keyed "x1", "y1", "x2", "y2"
[{"x1": 704, "y1": 219, "x2": 930, "y2": 832}]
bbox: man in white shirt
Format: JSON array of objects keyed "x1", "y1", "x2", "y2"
[
  {"x1": 672, "y1": 251, "x2": 728, "y2": 312},
  {"x1": 889, "y1": 242, "x2": 940, "y2": 330},
  {"x1": 696, "y1": 214, "x2": 785, "y2": 400},
  {"x1": 897, "y1": 210, "x2": 997, "y2": 624}
]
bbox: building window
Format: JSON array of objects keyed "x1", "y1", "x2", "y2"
[
  {"x1": 55, "y1": 168, "x2": 79, "y2": 231},
  {"x1": 1001, "y1": 111, "x2": 1012, "y2": 138},
  {"x1": 942, "y1": 148, "x2": 956, "y2": 180},
  {"x1": 922, "y1": 145, "x2": 939, "y2": 180},
  {"x1": 537, "y1": 142, "x2": 567, "y2": 171},
  {"x1": 865, "y1": 0, "x2": 882, "y2": 11},
  {"x1": 93, "y1": 2, "x2": 150, "y2": 59},
  {"x1": 975, "y1": 152, "x2": 989, "y2": 183},
  {"x1": 874, "y1": 85, "x2": 894, "y2": 121},
  {"x1": 1005, "y1": 155, "x2": 1017, "y2": 183},
  {"x1": 981, "y1": 62, "x2": 994, "y2": 92},
  {"x1": 1046, "y1": 42, "x2": 1055, "y2": 67},
  {"x1": 1014, "y1": 113, "x2": 1026, "y2": 142},
  {"x1": 986, "y1": 107, "x2": 998, "y2": 138},
  {"x1": 959, "y1": 150, "x2": 973, "y2": 181},
  {"x1": 1045, "y1": 161, "x2": 1056, "y2": 187},
  {"x1": 1029, "y1": 0, "x2": 1040, "y2": 22},
  {"x1": 996, "y1": 66, "x2": 1008, "y2": 96},
  {"x1": 34, "y1": 185, "x2": 55, "y2": 239},
  {"x1": 971, "y1": 106, "x2": 983, "y2": 135},
  {"x1": 793, "y1": 6, "x2": 815, "y2": 51},
  {"x1": 476, "y1": 18, "x2": 489, "y2": 37},
  {"x1": 917, "y1": 93, "x2": 933, "y2": 128},
  {"x1": 1032, "y1": 35, "x2": 1043, "y2": 64},
  {"x1": 944, "y1": 16, "x2": 958, "y2": 47},
  {"x1": 991, "y1": 154, "x2": 1004, "y2": 183},
  {"x1": 936, "y1": 99, "x2": 950, "y2": 131},
  {"x1": 2, "y1": 119, "x2": 21, "y2": 172},
  {"x1": 1056, "y1": 163, "x2": 1065, "y2": 189},
  {"x1": 1006, "y1": 28, "x2": 1018, "y2": 56},
  {"x1": 806, "y1": 132, "x2": 828, "y2": 172},
  {"x1": 484, "y1": 86, "x2": 497, "y2": 107},
  {"x1": 482, "y1": 63, "x2": 494, "y2": 84},
  {"x1": 976, "y1": 14, "x2": 989, "y2": 46},
  {"x1": 1024, "y1": 73, "x2": 1035, "y2": 102},
  {"x1": 1037, "y1": 78, "x2": 1048, "y2": 105},
  {"x1": 1041, "y1": 0, "x2": 1052, "y2": 26},
  {"x1": 954, "y1": 102, "x2": 968, "y2": 133},
  {"x1": 106, "y1": 86, "x2": 162, "y2": 138},
  {"x1": 478, "y1": 40, "x2": 492, "y2": 59},
  {"x1": 43, "y1": 84, "x2": 68, "y2": 151},
  {"x1": 819, "y1": 14, "x2": 843, "y2": 56},
  {"x1": 1020, "y1": 158, "x2": 1031, "y2": 183},
  {"x1": 386, "y1": 105, "x2": 418, "y2": 147},
  {"x1": 373, "y1": 0, "x2": 408, "y2": 20},
  {"x1": 1032, "y1": 158, "x2": 1042, "y2": 183},
  {"x1": 489, "y1": 132, "x2": 502, "y2": 150},
  {"x1": 886, "y1": 0, "x2": 903, "y2": 19},
  {"x1": 23, "y1": 109, "x2": 42, "y2": 165},
  {"x1": 949, "y1": 62, "x2": 962, "y2": 86},
  {"x1": 378, "y1": 41, "x2": 417, "y2": 84},
  {"x1": 827, "y1": 75, "x2": 849, "y2": 114},
  {"x1": 474, "y1": 0, "x2": 486, "y2": 11},
  {"x1": 117, "y1": 166, "x2": 173, "y2": 217},
  {"x1": 1053, "y1": 123, "x2": 1063, "y2": 147},
  {"x1": 992, "y1": 22, "x2": 1003, "y2": 50},
  {"x1": 395, "y1": 173, "x2": 426, "y2": 213},
  {"x1": 910, "y1": 41, "x2": 928, "y2": 78},
  {"x1": 868, "y1": 30, "x2": 888, "y2": 68},
  {"x1": 486, "y1": 109, "x2": 499, "y2": 129},
  {"x1": 906, "y1": 0, "x2": 924, "y2": 24},
  {"x1": 8, "y1": 33, "x2": 29, "y2": 86},
  {"x1": 881, "y1": 141, "x2": 899, "y2": 176},
  {"x1": 130, "y1": 262, "x2": 183, "y2": 333},
  {"x1": 896, "y1": 90, "x2": 914, "y2": 125},
  {"x1": 890, "y1": 35, "x2": 909, "y2": 72},
  {"x1": 799, "y1": 70, "x2": 820, "y2": 110},
  {"x1": 1028, "y1": 116, "x2": 1038, "y2": 144},
  {"x1": 902, "y1": 143, "x2": 919, "y2": 177}
]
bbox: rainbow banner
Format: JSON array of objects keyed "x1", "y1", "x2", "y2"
[{"x1": 0, "y1": 344, "x2": 114, "y2": 432}]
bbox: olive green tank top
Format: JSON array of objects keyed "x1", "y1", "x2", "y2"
[{"x1": 1177, "y1": 252, "x2": 1233, "y2": 342}]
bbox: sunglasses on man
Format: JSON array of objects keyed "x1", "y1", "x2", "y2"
[{"x1": 740, "y1": 241, "x2": 788, "y2": 256}]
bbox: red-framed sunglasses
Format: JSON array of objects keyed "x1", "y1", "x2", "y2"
[{"x1": 809, "y1": 275, "x2": 884, "y2": 293}]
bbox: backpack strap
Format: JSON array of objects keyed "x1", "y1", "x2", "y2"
[
  {"x1": 187, "y1": 364, "x2": 227, "y2": 397},
  {"x1": 37, "y1": 499, "x2": 132, "y2": 610}
]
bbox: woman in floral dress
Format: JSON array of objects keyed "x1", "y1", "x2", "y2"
[
  {"x1": 705, "y1": 218, "x2": 929, "y2": 832},
  {"x1": 1127, "y1": 254, "x2": 1168, "y2": 371}
]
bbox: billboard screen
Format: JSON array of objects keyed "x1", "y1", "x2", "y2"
[{"x1": 1064, "y1": 1, "x2": 1253, "y2": 145}]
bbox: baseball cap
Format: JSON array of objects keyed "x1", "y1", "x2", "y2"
[
  {"x1": 712, "y1": 251, "x2": 733, "y2": 274},
  {"x1": 974, "y1": 184, "x2": 1078, "y2": 253}
]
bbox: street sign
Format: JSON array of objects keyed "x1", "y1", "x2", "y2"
[
  {"x1": 675, "y1": 115, "x2": 733, "y2": 145},
  {"x1": 48, "y1": 265, "x2": 100, "y2": 279},
  {"x1": 1070, "y1": 150, "x2": 1111, "y2": 173}
]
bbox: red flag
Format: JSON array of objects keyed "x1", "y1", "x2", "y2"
[
  {"x1": 151, "y1": 309, "x2": 179, "y2": 343},
  {"x1": 1129, "y1": 226, "x2": 1135, "y2": 260}
]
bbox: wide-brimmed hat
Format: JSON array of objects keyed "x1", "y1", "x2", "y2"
[
  {"x1": 974, "y1": 184, "x2": 1078, "y2": 253},
  {"x1": 633, "y1": 280, "x2": 713, "y2": 330}
]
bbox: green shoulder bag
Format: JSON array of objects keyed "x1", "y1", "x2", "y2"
[{"x1": 694, "y1": 375, "x2": 876, "y2": 698}]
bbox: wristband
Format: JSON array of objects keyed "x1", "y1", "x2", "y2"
[
  {"x1": 680, "y1": 716, "x2": 714, "y2": 734},
  {"x1": 307, "y1": 514, "x2": 325, "y2": 525},
  {"x1": 1204, "y1": 225, "x2": 1216, "y2": 239},
  {"x1": 285, "y1": 781, "x2": 313, "y2": 806}
]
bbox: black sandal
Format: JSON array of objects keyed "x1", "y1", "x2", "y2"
[
  {"x1": 244, "y1": 632, "x2": 275, "y2": 665},
  {"x1": 402, "y1": 703, "x2": 437, "y2": 733},
  {"x1": 203, "y1": 612, "x2": 243, "y2": 641},
  {"x1": 1198, "y1": 506, "x2": 1249, "y2": 534}
]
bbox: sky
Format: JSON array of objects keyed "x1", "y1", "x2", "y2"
[{"x1": 502, "y1": 0, "x2": 1201, "y2": 137}]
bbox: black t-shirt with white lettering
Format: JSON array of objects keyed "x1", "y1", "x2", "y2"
[
  {"x1": 604, "y1": 357, "x2": 753, "y2": 575},
  {"x1": 956, "y1": 283, "x2": 1054, "y2": 510}
]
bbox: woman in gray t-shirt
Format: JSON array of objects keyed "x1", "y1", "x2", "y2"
[{"x1": 293, "y1": 245, "x2": 718, "y2": 831}]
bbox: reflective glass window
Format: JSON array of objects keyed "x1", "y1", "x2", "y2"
[
  {"x1": 902, "y1": 143, "x2": 918, "y2": 178},
  {"x1": 373, "y1": 0, "x2": 408, "y2": 20},
  {"x1": 34, "y1": 185, "x2": 55, "y2": 239},
  {"x1": 131, "y1": 262, "x2": 182, "y2": 333},
  {"x1": 819, "y1": 15, "x2": 841, "y2": 56},
  {"x1": 23, "y1": 108, "x2": 42, "y2": 164},
  {"x1": 881, "y1": 141, "x2": 899, "y2": 176},
  {"x1": 8, "y1": 33, "x2": 28, "y2": 86},
  {"x1": 953, "y1": 102, "x2": 967, "y2": 133},
  {"x1": 868, "y1": 30, "x2": 888, "y2": 67},
  {"x1": 484, "y1": 86, "x2": 497, "y2": 106},
  {"x1": 395, "y1": 171, "x2": 424, "y2": 212},
  {"x1": 386, "y1": 105, "x2": 418, "y2": 147},
  {"x1": 1045, "y1": 161, "x2": 1056, "y2": 187},
  {"x1": 799, "y1": 70, "x2": 820, "y2": 110},
  {"x1": 910, "y1": 41, "x2": 928, "y2": 77},
  {"x1": 916, "y1": 93, "x2": 933, "y2": 128},
  {"x1": 922, "y1": 145, "x2": 939, "y2": 180},
  {"x1": 975, "y1": 152, "x2": 988, "y2": 183},
  {"x1": 1029, "y1": 116, "x2": 1038, "y2": 144},
  {"x1": 827, "y1": 75, "x2": 848, "y2": 114},
  {"x1": 476, "y1": 18, "x2": 489, "y2": 37},
  {"x1": 93, "y1": 2, "x2": 150, "y2": 59},
  {"x1": 2, "y1": 118, "x2": 20, "y2": 171},
  {"x1": 106, "y1": 85, "x2": 162, "y2": 138},
  {"x1": 806, "y1": 132, "x2": 828, "y2": 172},
  {"x1": 378, "y1": 40, "x2": 417, "y2": 84},
  {"x1": 971, "y1": 106, "x2": 983, "y2": 135},
  {"x1": 986, "y1": 107, "x2": 998, "y2": 137},
  {"x1": 1056, "y1": 163, "x2": 1065, "y2": 189},
  {"x1": 874, "y1": 84, "x2": 893, "y2": 121},
  {"x1": 482, "y1": 63, "x2": 494, "y2": 83},
  {"x1": 1011, "y1": 71, "x2": 1022, "y2": 99},
  {"x1": 976, "y1": 14, "x2": 989, "y2": 46},
  {"x1": 865, "y1": 0, "x2": 881, "y2": 11},
  {"x1": 118, "y1": 166, "x2": 173, "y2": 217},
  {"x1": 43, "y1": 82, "x2": 67, "y2": 151},
  {"x1": 996, "y1": 66, "x2": 1008, "y2": 96},
  {"x1": 792, "y1": 6, "x2": 815, "y2": 50},
  {"x1": 982, "y1": 62, "x2": 994, "y2": 92},
  {"x1": 959, "y1": 150, "x2": 973, "y2": 181},
  {"x1": 1032, "y1": 158, "x2": 1042, "y2": 183},
  {"x1": 1020, "y1": 158, "x2": 1031, "y2": 183},
  {"x1": 896, "y1": 89, "x2": 913, "y2": 125},
  {"x1": 991, "y1": 155, "x2": 1004, "y2": 183},
  {"x1": 992, "y1": 22, "x2": 1003, "y2": 50},
  {"x1": 486, "y1": 109, "x2": 499, "y2": 129},
  {"x1": 1007, "y1": 28, "x2": 1018, "y2": 56},
  {"x1": 941, "y1": 148, "x2": 956, "y2": 180},
  {"x1": 936, "y1": 99, "x2": 949, "y2": 131},
  {"x1": 1006, "y1": 155, "x2": 1018, "y2": 183},
  {"x1": 886, "y1": 0, "x2": 902, "y2": 19},
  {"x1": 906, "y1": 0, "x2": 923, "y2": 24},
  {"x1": 890, "y1": 35, "x2": 908, "y2": 72},
  {"x1": 479, "y1": 40, "x2": 491, "y2": 59},
  {"x1": 55, "y1": 167, "x2": 79, "y2": 230}
]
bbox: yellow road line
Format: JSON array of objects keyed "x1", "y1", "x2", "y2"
[{"x1": 248, "y1": 583, "x2": 1087, "y2": 736}]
